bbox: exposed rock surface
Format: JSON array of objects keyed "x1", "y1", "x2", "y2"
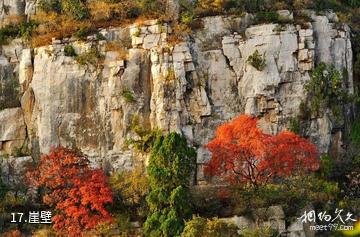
[
  {"x1": 0, "y1": 13, "x2": 354, "y2": 178},
  {"x1": 0, "y1": 0, "x2": 25, "y2": 27},
  {"x1": 0, "y1": 11, "x2": 356, "y2": 237},
  {"x1": 0, "y1": 108, "x2": 26, "y2": 155},
  {"x1": 223, "y1": 205, "x2": 307, "y2": 236}
]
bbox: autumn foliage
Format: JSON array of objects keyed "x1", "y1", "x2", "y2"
[
  {"x1": 29, "y1": 147, "x2": 113, "y2": 236},
  {"x1": 204, "y1": 115, "x2": 319, "y2": 186}
]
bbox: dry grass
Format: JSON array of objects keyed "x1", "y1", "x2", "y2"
[
  {"x1": 167, "y1": 23, "x2": 192, "y2": 46},
  {"x1": 28, "y1": 0, "x2": 167, "y2": 48},
  {"x1": 30, "y1": 12, "x2": 93, "y2": 47},
  {"x1": 2, "y1": 15, "x2": 25, "y2": 25},
  {"x1": 105, "y1": 41, "x2": 128, "y2": 60}
]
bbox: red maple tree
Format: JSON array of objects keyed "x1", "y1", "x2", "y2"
[
  {"x1": 29, "y1": 147, "x2": 113, "y2": 236},
  {"x1": 204, "y1": 115, "x2": 319, "y2": 187}
]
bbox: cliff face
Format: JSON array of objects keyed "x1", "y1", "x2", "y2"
[{"x1": 0, "y1": 12, "x2": 354, "y2": 182}]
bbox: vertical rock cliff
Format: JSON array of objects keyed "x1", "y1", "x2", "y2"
[{"x1": 0, "y1": 11, "x2": 354, "y2": 182}]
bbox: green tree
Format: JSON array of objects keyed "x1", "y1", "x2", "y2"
[{"x1": 144, "y1": 133, "x2": 196, "y2": 237}]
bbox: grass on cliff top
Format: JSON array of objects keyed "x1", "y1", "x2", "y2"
[
  {"x1": 0, "y1": 0, "x2": 359, "y2": 49},
  {"x1": 29, "y1": 0, "x2": 167, "y2": 47}
]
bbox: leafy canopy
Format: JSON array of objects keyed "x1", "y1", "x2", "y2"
[
  {"x1": 204, "y1": 115, "x2": 319, "y2": 187},
  {"x1": 29, "y1": 147, "x2": 113, "y2": 237},
  {"x1": 144, "y1": 133, "x2": 196, "y2": 237}
]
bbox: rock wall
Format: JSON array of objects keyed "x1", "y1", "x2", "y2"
[
  {"x1": 0, "y1": 0, "x2": 37, "y2": 26},
  {"x1": 0, "y1": 12, "x2": 354, "y2": 181}
]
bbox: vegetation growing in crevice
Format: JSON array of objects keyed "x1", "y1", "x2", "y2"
[
  {"x1": 0, "y1": 21, "x2": 37, "y2": 45},
  {"x1": 0, "y1": 25, "x2": 19, "y2": 45},
  {"x1": 105, "y1": 41, "x2": 128, "y2": 60},
  {"x1": 64, "y1": 45, "x2": 77, "y2": 57},
  {"x1": 125, "y1": 114, "x2": 161, "y2": 153},
  {"x1": 287, "y1": 117, "x2": 301, "y2": 135},
  {"x1": 247, "y1": 50, "x2": 266, "y2": 71},
  {"x1": 254, "y1": 11, "x2": 280, "y2": 24},
  {"x1": 121, "y1": 88, "x2": 136, "y2": 103},
  {"x1": 303, "y1": 63, "x2": 350, "y2": 120},
  {"x1": 72, "y1": 26, "x2": 93, "y2": 40},
  {"x1": 75, "y1": 47, "x2": 104, "y2": 67},
  {"x1": 164, "y1": 68, "x2": 176, "y2": 81}
]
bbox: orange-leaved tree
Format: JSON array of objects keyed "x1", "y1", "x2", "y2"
[
  {"x1": 204, "y1": 115, "x2": 319, "y2": 187},
  {"x1": 29, "y1": 147, "x2": 113, "y2": 236}
]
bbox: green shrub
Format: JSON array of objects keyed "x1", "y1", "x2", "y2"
[
  {"x1": 121, "y1": 88, "x2": 136, "y2": 103},
  {"x1": 313, "y1": 0, "x2": 345, "y2": 12},
  {"x1": 14, "y1": 145, "x2": 31, "y2": 157},
  {"x1": 181, "y1": 216, "x2": 240, "y2": 237},
  {"x1": 0, "y1": 20, "x2": 38, "y2": 44},
  {"x1": 254, "y1": 11, "x2": 279, "y2": 24},
  {"x1": 288, "y1": 117, "x2": 301, "y2": 135},
  {"x1": 144, "y1": 133, "x2": 196, "y2": 237},
  {"x1": 38, "y1": 0, "x2": 62, "y2": 13},
  {"x1": 180, "y1": 12, "x2": 195, "y2": 25},
  {"x1": 95, "y1": 32, "x2": 106, "y2": 41},
  {"x1": 304, "y1": 63, "x2": 349, "y2": 120},
  {"x1": 64, "y1": 45, "x2": 77, "y2": 57},
  {"x1": 345, "y1": 0, "x2": 360, "y2": 7},
  {"x1": 242, "y1": 0, "x2": 267, "y2": 13},
  {"x1": 350, "y1": 117, "x2": 360, "y2": 147},
  {"x1": 19, "y1": 20, "x2": 38, "y2": 41},
  {"x1": 318, "y1": 154, "x2": 334, "y2": 179},
  {"x1": 75, "y1": 47, "x2": 104, "y2": 66},
  {"x1": 72, "y1": 26, "x2": 93, "y2": 40},
  {"x1": 62, "y1": 0, "x2": 90, "y2": 20},
  {"x1": 125, "y1": 114, "x2": 161, "y2": 153},
  {"x1": 0, "y1": 25, "x2": 20, "y2": 45},
  {"x1": 247, "y1": 50, "x2": 266, "y2": 71},
  {"x1": 137, "y1": 0, "x2": 166, "y2": 14}
]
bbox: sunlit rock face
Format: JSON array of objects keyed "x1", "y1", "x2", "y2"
[{"x1": 0, "y1": 12, "x2": 354, "y2": 178}]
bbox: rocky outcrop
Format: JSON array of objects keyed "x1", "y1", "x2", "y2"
[
  {"x1": 0, "y1": 13, "x2": 354, "y2": 179},
  {"x1": 223, "y1": 205, "x2": 316, "y2": 237},
  {"x1": 0, "y1": 108, "x2": 26, "y2": 155}
]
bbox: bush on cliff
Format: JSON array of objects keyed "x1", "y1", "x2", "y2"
[{"x1": 304, "y1": 63, "x2": 350, "y2": 120}]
